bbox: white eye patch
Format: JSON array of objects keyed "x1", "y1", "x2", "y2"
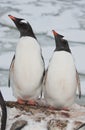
[{"x1": 20, "y1": 20, "x2": 27, "y2": 24}]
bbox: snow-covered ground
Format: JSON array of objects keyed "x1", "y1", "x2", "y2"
[{"x1": 4, "y1": 104, "x2": 85, "y2": 130}]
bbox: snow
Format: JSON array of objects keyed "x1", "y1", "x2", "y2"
[
  {"x1": 1, "y1": 99, "x2": 85, "y2": 130},
  {"x1": 6, "y1": 107, "x2": 47, "y2": 130}
]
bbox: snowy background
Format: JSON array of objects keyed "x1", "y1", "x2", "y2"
[{"x1": 0, "y1": 0, "x2": 85, "y2": 104}]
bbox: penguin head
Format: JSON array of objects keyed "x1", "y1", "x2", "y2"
[
  {"x1": 52, "y1": 30, "x2": 71, "y2": 53},
  {"x1": 8, "y1": 15, "x2": 36, "y2": 39}
]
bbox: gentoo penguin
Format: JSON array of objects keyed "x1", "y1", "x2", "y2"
[
  {"x1": 0, "y1": 91, "x2": 7, "y2": 130},
  {"x1": 44, "y1": 30, "x2": 81, "y2": 108},
  {"x1": 8, "y1": 15, "x2": 45, "y2": 104}
]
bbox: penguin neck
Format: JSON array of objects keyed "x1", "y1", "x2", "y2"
[
  {"x1": 54, "y1": 40, "x2": 64, "y2": 52},
  {"x1": 54, "y1": 38, "x2": 71, "y2": 53},
  {"x1": 54, "y1": 48, "x2": 71, "y2": 53},
  {"x1": 20, "y1": 29, "x2": 36, "y2": 39},
  {"x1": 54, "y1": 43, "x2": 71, "y2": 53}
]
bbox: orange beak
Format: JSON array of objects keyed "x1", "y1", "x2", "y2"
[
  {"x1": 8, "y1": 15, "x2": 16, "y2": 21},
  {"x1": 52, "y1": 30, "x2": 58, "y2": 36}
]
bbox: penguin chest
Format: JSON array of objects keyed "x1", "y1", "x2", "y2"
[
  {"x1": 13, "y1": 37, "x2": 44, "y2": 92},
  {"x1": 45, "y1": 51, "x2": 77, "y2": 106}
]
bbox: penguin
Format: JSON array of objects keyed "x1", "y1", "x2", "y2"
[
  {"x1": 0, "y1": 91, "x2": 7, "y2": 130},
  {"x1": 44, "y1": 30, "x2": 81, "y2": 109},
  {"x1": 8, "y1": 15, "x2": 45, "y2": 105}
]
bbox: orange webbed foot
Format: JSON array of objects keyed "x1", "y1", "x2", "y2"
[
  {"x1": 17, "y1": 99, "x2": 27, "y2": 105},
  {"x1": 27, "y1": 99, "x2": 38, "y2": 106}
]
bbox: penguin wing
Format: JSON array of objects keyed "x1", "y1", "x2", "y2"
[
  {"x1": 0, "y1": 91, "x2": 7, "y2": 130},
  {"x1": 8, "y1": 55, "x2": 15, "y2": 87},
  {"x1": 76, "y1": 70, "x2": 81, "y2": 98},
  {"x1": 43, "y1": 68, "x2": 48, "y2": 85}
]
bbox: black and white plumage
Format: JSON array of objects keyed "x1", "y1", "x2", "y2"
[
  {"x1": 44, "y1": 30, "x2": 81, "y2": 108},
  {"x1": 0, "y1": 91, "x2": 7, "y2": 130},
  {"x1": 8, "y1": 15, "x2": 45, "y2": 102}
]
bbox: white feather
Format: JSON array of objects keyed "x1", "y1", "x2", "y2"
[
  {"x1": 20, "y1": 20, "x2": 27, "y2": 24},
  {"x1": 12, "y1": 37, "x2": 44, "y2": 100},
  {"x1": 44, "y1": 51, "x2": 77, "y2": 107}
]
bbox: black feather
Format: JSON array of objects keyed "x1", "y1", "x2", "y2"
[{"x1": 8, "y1": 55, "x2": 15, "y2": 87}]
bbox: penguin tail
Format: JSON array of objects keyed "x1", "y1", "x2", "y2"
[{"x1": 8, "y1": 74, "x2": 10, "y2": 87}]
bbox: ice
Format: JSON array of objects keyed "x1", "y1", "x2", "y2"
[
  {"x1": 47, "y1": 29, "x2": 85, "y2": 43},
  {"x1": 1, "y1": 0, "x2": 85, "y2": 44},
  {"x1": 0, "y1": 52, "x2": 14, "y2": 70},
  {"x1": 0, "y1": 12, "x2": 22, "y2": 28},
  {"x1": 0, "y1": 87, "x2": 16, "y2": 101},
  {"x1": 1, "y1": 10, "x2": 84, "y2": 43},
  {"x1": 71, "y1": 46, "x2": 85, "y2": 74},
  {"x1": 0, "y1": 4, "x2": 81, "y2": 41},
  {"x1": 2, "y1": 10, "x2": 79, "y2": 35},
  {"x1": 80, "y1": 81, "x2": 85, "y2": 95},
  {"x1": 4, "y1": 43, "x2": 12, "y2": 49}
]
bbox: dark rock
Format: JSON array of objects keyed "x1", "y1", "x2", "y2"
[
  {"x1": 47, "y1": 119, "x2": 68, "y2": 130},
  {"x1": 10, "y1": 120, "x2": 27, "y2": 130}
]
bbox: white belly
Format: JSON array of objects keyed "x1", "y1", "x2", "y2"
[
  {"x1": 13, "y1": 37, "x2": 44, "y2": 99},
  {"x1": 44, "y1": 51, "x2": 77, "y2": 107}
]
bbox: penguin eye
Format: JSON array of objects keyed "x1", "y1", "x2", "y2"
[{"x1": 20, "y1": 20, "x2": 27, "y2": 24}]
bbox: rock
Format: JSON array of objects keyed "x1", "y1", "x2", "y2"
[
  {"x1": 10, "y1": 120, "x2": 27, "y2": 130},
  {"x1": 74, "y1": 122, "x2": 85, "y2": 130},
  {"x1": 47, "y1": 119, "x2": 68, "y2": 130},
  {"x1": 47, "y1": 120, "x2": 85, "y2": 130},
  {"x1": 0, "y1": 101, "x2": 85, "y2": 130}
]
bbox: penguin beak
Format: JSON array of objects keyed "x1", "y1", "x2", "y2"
[
  {"x1": 8, "y1": 15, "x2": 16, "y2": 21},
  {"x1": 52, "y1": 30, "x2": 64, "y2": 38},
  {"x1": 52, "y1": 30, "x2": 58, "y2": 36}
]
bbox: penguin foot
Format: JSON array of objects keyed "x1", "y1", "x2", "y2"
[
  {"x1": 17, "y1": 99, "x2": 27, "y2": 105},
  {"x1": 27, "y1": 100, "x2": 38, "y2": 106}
]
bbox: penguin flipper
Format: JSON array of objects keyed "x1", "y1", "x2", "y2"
[
  {"x1": 76, "y1": 70, "x2": 81, "y2": 99},
  {"x1": 8, "y1": 55, "x2": 15, "y2": 87},
  {"x1": 43, "y1": 69, "x2": 48, "y2": 85},
  {"x1": 0, "y1": 91, "x2": 7, "y2": 130}
]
